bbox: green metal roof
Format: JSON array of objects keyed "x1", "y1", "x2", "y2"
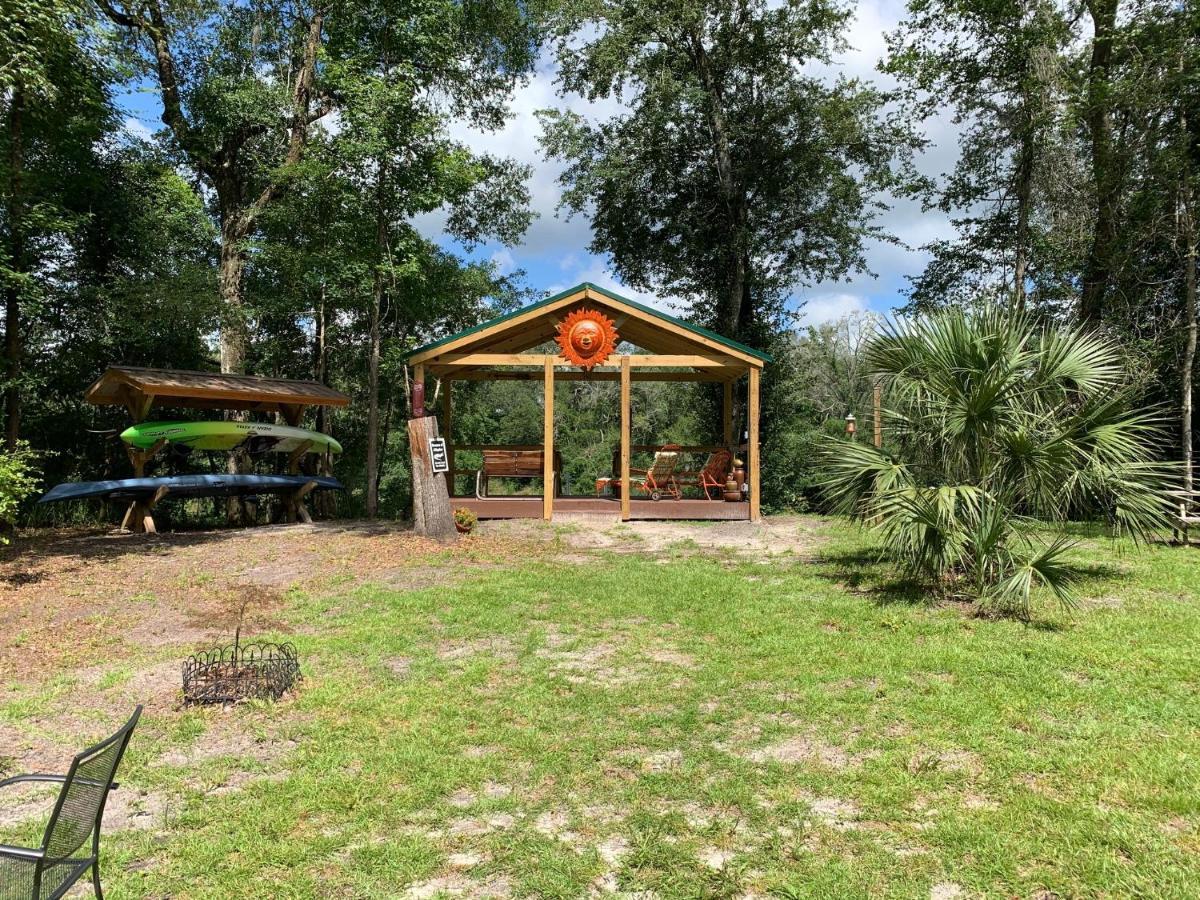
[{"x1": 406, "y1": 282, "x2": 773, "y2": 364}]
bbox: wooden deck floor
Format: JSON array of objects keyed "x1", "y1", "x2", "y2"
[{"x1": 452, "y1": 496, "x2": 750, "y2": 521}]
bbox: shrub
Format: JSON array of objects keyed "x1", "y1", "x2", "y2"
[
  {"x1": 820, "y1": 306, "x2": 1168, "y2": 617},
  {"x1": 0, "y1": 442, "x2": 40, "y2": 541}
]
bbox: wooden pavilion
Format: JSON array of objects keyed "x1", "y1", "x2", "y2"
[{"x1": 407, "y1": 283, "x2": 770, "y2": 522}]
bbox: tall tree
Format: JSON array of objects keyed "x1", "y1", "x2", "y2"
[
  {"x1": 1, "y1": 0, "x2": 115, "y2": 447},
  {"x1": 96, "y1": 0, "x2": 329, "y2": 377},
  {"x1": 1078, "y1": 0, "x2": 1121, "y2": 322},
  {"x1": 885, "y1": 0, "x2": 1076, "y2": 313},
  {"x1": 539, "y1": 0, "x2": 913, "y2": 347},
  {"x1": 326, "y1": 0, "x2": 536, "y2": 516}
]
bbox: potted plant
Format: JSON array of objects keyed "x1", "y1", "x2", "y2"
[{"x1": 453, "y1": 507, "x2": 477, "y2": 534}]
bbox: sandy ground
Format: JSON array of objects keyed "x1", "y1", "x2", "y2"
[{"x1": 0, "y1": 516, "x2": 828, "y2": 839}]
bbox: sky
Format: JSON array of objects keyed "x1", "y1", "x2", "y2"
[{"x1": 118, "y1": 0, "x2": 960, "y2": 326}]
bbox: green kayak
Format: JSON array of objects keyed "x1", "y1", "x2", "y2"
[{"x1": 120, "y1": 421, "x2": 342, "y2": 455}]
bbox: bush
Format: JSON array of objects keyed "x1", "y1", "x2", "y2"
[
  {"x1": 820, "y1": 306, "x2": 1168, "y2": 617},
  {"x1": 0, "y1": 442, "x2": 41, "y2": 541}
]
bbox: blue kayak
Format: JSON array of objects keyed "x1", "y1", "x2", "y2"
[{"x1": 39, "y1": 474, "x2": 344, "y2": 504}]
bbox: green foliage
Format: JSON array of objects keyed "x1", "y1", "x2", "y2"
[
  {"x1": 820, "y1": 305, "x2": 1169, "y2": 617},
  {"x1": 0, "y1": 441, "x2": 39, "y2": 538},
  {"x1": 885, "y1": 0, "x2": 1081, "y2": 312},
  {"x1": 538, "y1": 0, "x2": 917, "y2": 344}
]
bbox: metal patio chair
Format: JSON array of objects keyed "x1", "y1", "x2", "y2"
[{"x1": 0, "y1": 706, "x2": 141, "y2": 900}]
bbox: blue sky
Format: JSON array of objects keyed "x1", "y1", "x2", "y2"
[{"x1": 118, "y1": 0, "x2": 957, "y2": 325}]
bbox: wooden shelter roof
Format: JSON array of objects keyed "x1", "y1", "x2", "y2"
[
  {"x1": 407, "y1": 283, "x2": 772, "y2": 374},
  {"x1": 85, "y1": 366, "x2": 350, "y2": 417}
]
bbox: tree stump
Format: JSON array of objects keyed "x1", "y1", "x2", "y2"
[{"x1": 408, "y1": 415, "x2": 456, "y2": 541}]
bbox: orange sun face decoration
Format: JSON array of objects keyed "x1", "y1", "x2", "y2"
[{"x1": 555, "y1": 307, "x2": 619, "y2": 370}]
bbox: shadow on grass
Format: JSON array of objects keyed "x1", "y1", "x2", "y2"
[
  {"x1": 810, "y1": 547, "x2": 932, "y2": 607},
  {"x1": 813, "y1": 546, "x2": 1125, "y2": 622},
  {"x1": 0, "y1": 518, "x2": 416, "y2": 586}
]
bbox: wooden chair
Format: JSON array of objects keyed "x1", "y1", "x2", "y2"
[
  {"x1": 0, "y1": 707, "x2": 141, "y2": 900},
  {"x1": 677, "y1": 449, "x2": 733, "y2": 500}
]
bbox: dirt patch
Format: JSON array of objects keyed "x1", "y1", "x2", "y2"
[
  {"x1": 0, "y1": 521, "x2": 537, "y2": 687},
  {"x1": 929, "y1": 883, "x2": 967, "y2": 900},
  {"x1": 407, "y1": 873, "x2": 513, "y2": 899},
  {"x1": 438, "y1": 637, "x2": 519, "y2": 664},
  {"x1": 0, "y1": 780, "x2": 59, "y2": 829},
  {"x1": 537, "y1": 641, "x2": 637, "y2": 688},
  {"x1": 645, "y1": 647, "x2": 697, "y2": 669},
  {"x1": 718, "y1": 725, "x2": 862, "y2": 770},
  {"x1": 155, "y1": 711, "x2": 299, "y2": 770},
  {"x1": 804, "y1": 795, "x2": 859, "y2": 830},
  {"x1": 0, "y1": 774, "x2": 173, "y2": 834},
  {"x1": 480, "y1": 515, "x2": 831, "y2": 561}
]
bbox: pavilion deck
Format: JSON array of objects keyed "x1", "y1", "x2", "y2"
[{"x1": 452, "y1": 495, "x2": 750, "y2": 521}]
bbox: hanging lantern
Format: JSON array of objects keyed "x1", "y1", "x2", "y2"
[{"x1": 555, "y1": 307, "x2": 619, "y2": 370}]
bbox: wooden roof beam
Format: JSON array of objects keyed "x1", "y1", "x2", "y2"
[{"x1": 434, "y1": 353, "x2": 743, "y2": 369}]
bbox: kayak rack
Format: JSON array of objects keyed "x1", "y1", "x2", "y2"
[{"x1": 85, "y1": 365, "x2": 350, "y2": 532}]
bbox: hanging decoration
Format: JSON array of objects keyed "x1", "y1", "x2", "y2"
[{"x1": 555, "y1": 307, "x2": 619, "y2": 370}]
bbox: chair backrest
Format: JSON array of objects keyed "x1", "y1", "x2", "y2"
[
  {"x1": 41, "y1": 707, "x2": 141, "y2": 862},
  {"x1": 700, "y1": 449, "x2": 732, "y2": 482},
  {"x1": 482, "y1": 449, "x2": 560, "y2": 478},
  {"x1": 648, "y1": 451, "x2": 679, "y2": 479}
]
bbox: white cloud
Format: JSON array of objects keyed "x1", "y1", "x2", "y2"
[
  {"x1": 122, "y1": 117, "x2": 154, "y2": 143},
  {"x1": 545, "y1": 259, "x2": 669, "y2": 310},
  {"x1": 800, "y1": 292, "x2": 869, "y2": 326},
  {"x1": 490, "y1": 248, "x2": 517, "y2": 275}
]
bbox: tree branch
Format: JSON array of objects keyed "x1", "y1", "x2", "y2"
[{"x1": 244, "y1": 3, "x2": 326, "y2": 222}]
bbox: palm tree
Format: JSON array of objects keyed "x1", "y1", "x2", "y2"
[{"x1": 821, "y1": 306, "x2": 1168, "y2": 617}]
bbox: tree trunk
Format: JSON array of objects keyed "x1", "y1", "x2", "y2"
[
  {"x1": 217, "y1": 208, "x2": 252, "y2": 523},
  {"x1": 4, "y1": 87, "x2": 24, "y2": 449},
  {"x1": 688, "y1": 29, "x2": 752, "y2": 340},
  {"x1": 313, "y1": 284, "x2": 334, "y2": 516},
  {"x1": 1080, "y1": 0, "x2": 1119, "y2": 323},
  {"x1": 407, "y1": 414, "x2": 456, "y2": 540},
  {"x1": 314, "y1": 283, "x2": 328, "y2": 433},
  {"x1": 1181, "y1": 158, "x2": 1197, "y2": 501},
  {"x1": 365, "y1": 197, "x2": 385, "y2": 519},
  {"x1": 1013, "y1": 119, "x2": 1034, "y2": 311},
  {"x1": 217, "y1": 211, "x2": 250, "y2": 375}
]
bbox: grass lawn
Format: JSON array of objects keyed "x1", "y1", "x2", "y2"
[{"x1": 1, "y1": 517, "x2": 1198, "y2": 898}]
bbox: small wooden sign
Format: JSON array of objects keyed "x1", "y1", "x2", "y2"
[{"x1": 428, "y1": 437, "x2": 449, "y2": 474}]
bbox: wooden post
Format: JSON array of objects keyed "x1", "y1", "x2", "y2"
[
  {"x1": 873, "y1": 379, "x2": 882, "y2": 449},
  {"x1": 126, "y1": 438, "x2": 167, "y2": 478},
  {"x1": 412, "y1": 364, "x2": 425, "y2": 417},
  {"x1": 123, "y1": 484, "x2": 170, "y2": 535},
  {"x1": 408, "y1": 414, "x2": 456, "y2": 540},
  {"x1": 543, "y1": 357, "x2": 555, "y2": 520},
  {"x1": 749, "y1": 366, "x2": 761, "y2": 522},
  {"x1": 722, "y1": 381, "x2": 733, "y2": 448},
  {"x1": 282, "y1": 440, "x2": 315, "y2": 523},
  {"x1": 442, "y1": 378, "x2": 455, "y2": 497},
  {"x1": 620, "y1": 355, "x2": 631, "y2": 521},
  {"x1": 121, "y1": 437, "x2": 167, "y2": 533}
]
